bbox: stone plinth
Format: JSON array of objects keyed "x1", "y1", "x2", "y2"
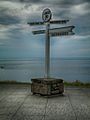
[{"x1": 31, "y1": 78, "x2": 64, "y2": 96}]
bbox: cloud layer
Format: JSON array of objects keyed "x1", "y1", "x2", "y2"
[{"x1": 0, "y1": 0, "x2": 90, "y2": 58}]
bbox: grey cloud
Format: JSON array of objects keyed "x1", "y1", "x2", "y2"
[
  {"x1": 40, "y1": 0, "x2": 90, "y2": 7},
  {"x1": 0, "y1": 14, "x2": 20, "y2": 25},
  {"x1": 0, "y1": 0, "x2": 42, "y2": 3},
  {"x1": 19, "y1": 0, "x2": 42, "y2": 3},
  {"x1": 0, "y1": 0, "x2": 90, "y2": 35},
  {"x1": 0, "y1": 0, "x2": 89, "y2": 5},
  {"x1": 82, "y1": 0, "x2": 90, "y2": 3}
]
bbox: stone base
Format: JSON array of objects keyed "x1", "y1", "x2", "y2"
[{"x1": 31, "y1": 78, "x2": 64, "y2": 96}]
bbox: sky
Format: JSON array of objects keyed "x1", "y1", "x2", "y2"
[{"x1": 0, "y1": 0, "x2": 90, "y2": 59}]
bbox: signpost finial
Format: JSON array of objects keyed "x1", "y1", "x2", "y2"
[{"x1": 42, "y1": 8, "x2": 52, "y2": 22}]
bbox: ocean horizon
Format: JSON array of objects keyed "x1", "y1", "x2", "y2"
[{"x1": 0, "y1": 57, "x2": 90, "y2": 83}]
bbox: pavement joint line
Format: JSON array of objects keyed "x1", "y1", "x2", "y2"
[
  {"x1": 0, "y1": 88, "x2": 20, "y2": 102},
  {"x1": 80, "y1": 88, "x2": 90, "y2": 98},
  {"x1": 68, "y1": 94, "x2": 78, "y2": 120},
  {"x1": 0, "y1": 94, "x2": 12, "y2": 103},
  {"x1": 43, "y1": 97, "x2": 48, "y2": 120},
  {"x1": 0, "y1": 97, "x2": 5, "y2": 102},
  {"x1": 10, "y1": 93, "x2": 30, "y2": 120}
]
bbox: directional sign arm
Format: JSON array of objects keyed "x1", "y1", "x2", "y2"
[
  {"x1": 27, "y1": 22, "x2": 44, "y2": 26},
  {"x1": 51, "y1": 31, "x2": 75, "y2": 37},
  {"x1": 50, "y1": 26, "x2": 75, "y2": 33},
  {"x1": 50, "y1": 20, "x2": 69, "y2": 24},
  {"x1": 27, "y1": 20, "x2": 69, "y2": 26},
  {"x1": 33, "y1": 30, "x2": 75, "y2": 36},
  {"x1": 32, "y1": 26, "x2": 75, "y2": 35},
  {"x1": 32, "y1": 30, "x2": 45, "y2": 34}
]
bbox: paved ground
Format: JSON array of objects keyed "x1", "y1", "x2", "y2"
[{"x1": 0, "y1": 84, "x2": 90, "y2": 120}]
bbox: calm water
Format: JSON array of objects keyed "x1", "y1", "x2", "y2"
[{"x1": 0, "y1": 58, "x2": 90, "y2": 83}]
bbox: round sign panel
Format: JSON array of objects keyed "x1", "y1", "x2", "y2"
[{"x1": 42, "y1": 8, "x2": 52, "y2": 22}]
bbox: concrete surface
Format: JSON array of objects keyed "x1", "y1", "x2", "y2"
[{"x1": 0, "y1": 84, "x2": 90, "y2": 120}]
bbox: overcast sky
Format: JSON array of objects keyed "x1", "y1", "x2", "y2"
[{"x1": 0, "y1": 0, "x2": 90, "y2": 59}]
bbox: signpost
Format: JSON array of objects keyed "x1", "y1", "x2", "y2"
[
  {"x1": 28, "y1": 8, "x2": 75, "y2": 96},
  {"x1": 42, "y1": 8, "x2": 52, "y2": 78}
]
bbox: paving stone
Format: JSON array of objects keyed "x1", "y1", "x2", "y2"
[
  {"x1": 68, "y1": 95, "x2": 90, "y2": 120},
  {"x1": 0, "y1": 106, "x2": 19, "y2": 116},
  {"x1": 16, "y1": 96, "x2": 47, "y2": 116},
  {"x1": 0, "y1": 115, "x2": 11, "y2": 120},
  {"x1": 0, "y1": 84, "x2": 90, "y2": 120},
  {"x1": 45, "y1": 96, "x2": 76, "y2": 120},
  {"x1": 65, "y1": 87, "x2": 87, "y2": 96},
  {"x1": 45, "y1": 115, "x2": 75, "y2": 120},
  {"x1": 12, "y1": 115, "x2": 44, "y2": 120},
  {"x1": 81, "y1": 88, "x2": 90, "y2": 97},
  {"x1": 23, "y1": 96, "x2": 47, "y2": 106},
  {"x1": 17, "y1": 105, "x2": 45, "y2": 116}
]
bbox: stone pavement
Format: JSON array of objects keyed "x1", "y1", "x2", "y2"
[{"x1": 0, "y1": 84, "x2": 90, "y2": 120}]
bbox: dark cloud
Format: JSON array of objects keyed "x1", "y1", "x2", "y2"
[
  {"x1": 0, "y1": 0, "x2": 42, "y2": 3},
  {"x1": 57, "y1": 0, "x2": 90, "y2": 5},
  {"x1": 0, "y1": 0, "x2": 88, "y2": 4},
  {"x1": 74, "y1": 13, "x2": 90, "y2": 35},
  {"x1": 0, "y1": 14, "x2": 20, "y2": 25},
  {"x1": 19, "y1": 0, "x2": 42, "y2": 3},
  {"x1": 52, "y1": 0, "x2": 80, "y2": 6},
  {"x1": 82, "y1": 0, "x2": 90, "y2": 2}
]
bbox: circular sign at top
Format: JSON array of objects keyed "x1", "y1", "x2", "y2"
[{"x1": 42, "y1": 8, "x2": 52, "y2": 22}]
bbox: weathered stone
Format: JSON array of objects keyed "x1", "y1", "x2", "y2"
[{"x1": 31, "y1": 78, "x2": 64, "y2": 96}]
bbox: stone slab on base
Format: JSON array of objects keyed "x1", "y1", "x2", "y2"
[{"x1": 31, "y1": 78, "x2": 64, "y2": 96}]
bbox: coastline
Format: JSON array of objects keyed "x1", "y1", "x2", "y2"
[{"x1": 0, "y1": 80, "x2": 90, "y2": 88}]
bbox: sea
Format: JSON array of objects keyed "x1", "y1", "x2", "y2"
[{"x1": 0, "y1": 58, "x2": 90, "y2": 83}]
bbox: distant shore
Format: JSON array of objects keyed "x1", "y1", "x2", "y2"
[
  {"x1": 0, "y1": 80, "x2": 90, "y2": 88},
  {"x1": 0, "y1": 80, "x2": 31, "y2": 85},
  {"x1": 64, "y1": 81, "x2": 90, "y2": 88}
]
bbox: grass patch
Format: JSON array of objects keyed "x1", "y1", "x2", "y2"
[
  {"x1": 0, "y1": 80, "x2": 31, "y2": 85},
  {"x1": 0, "y1": 80, "x2": 90, "y2": 88},
  {"x1": 64, "y1": 80, "x2": 90, "y2": 88}
]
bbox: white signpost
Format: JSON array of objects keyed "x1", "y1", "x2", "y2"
[
  {"x1": 28, "y1": 9, "x2": 75, "y2": 78},
  {"x1": 28, "y1": 8, "x2": 75, "y2": 96},
  {"x1": 42, "y1": 8, "x2": 52, "y2": 78},
  {"x1": 32, "y1": 26, "x2": 75, "y2": 35}
]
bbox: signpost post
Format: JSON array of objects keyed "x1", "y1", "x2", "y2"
[
  {"x1": 45, "y1": 22, "x2": 50, "y2": 78},
  {"x1": 28, "y1": 8, "x2": 75, "y2": 96},
  {"x1": 42, "y1": 8, "x2": 52, "y2": 78}
]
